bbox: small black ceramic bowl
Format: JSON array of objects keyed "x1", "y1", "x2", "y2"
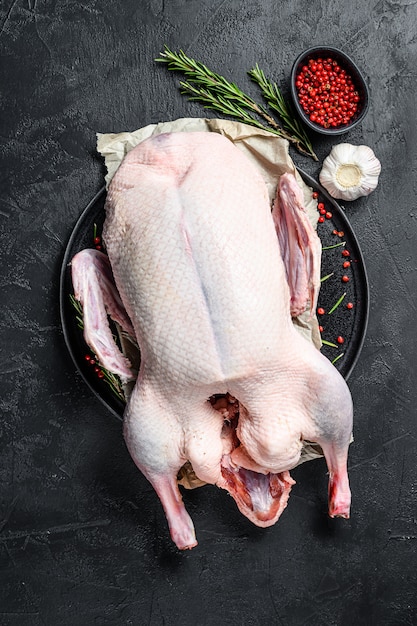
[{"x1": 290, "y1": 46, "x2": 369, "y2": 136}]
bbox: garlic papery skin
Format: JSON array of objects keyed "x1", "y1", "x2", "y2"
[{"x1": 319, "y1": 143, "x2": 381, "y2": 201}]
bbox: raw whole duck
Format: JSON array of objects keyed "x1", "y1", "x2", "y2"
[{"x1": 71, "y1": 131, "x2": 353, "y2": 550}]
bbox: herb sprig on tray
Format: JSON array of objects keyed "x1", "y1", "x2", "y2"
[{"x1": 155, "y1": 46, "x2": 318, "y2": 161}]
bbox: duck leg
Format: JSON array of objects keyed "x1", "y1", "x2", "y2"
[
  {"x1": 123, "y1": 380, "x2": 198, "y2": 550},
  {"x1": 302, "y1": 355, "x2": 353, "y2": 519},
  {"x1": 320, "y1": 439, "x2": 351, "y2": 518}
]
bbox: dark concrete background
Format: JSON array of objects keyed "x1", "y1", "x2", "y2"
[{"x1": 1, "y1": 1, "x2": 417, "y2": 624}]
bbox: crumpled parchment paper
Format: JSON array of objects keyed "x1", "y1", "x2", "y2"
[{"x1": 97, "y1": 118, "x2": 324, "y2": 478}]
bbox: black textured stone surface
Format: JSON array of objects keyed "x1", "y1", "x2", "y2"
[{"x1": 1, "y1": 1, "x2": 417, "y2": 624}]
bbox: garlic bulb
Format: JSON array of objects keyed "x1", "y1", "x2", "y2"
[{"x1": 319, "y1": 143, "x2": 381, "y2": 201}]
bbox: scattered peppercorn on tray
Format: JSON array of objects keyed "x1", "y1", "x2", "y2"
[{"x1": 60, "y1": 172, "x2": 369, "y2": 420}]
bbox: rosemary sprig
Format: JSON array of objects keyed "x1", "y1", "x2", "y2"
[
  {"x1": 248, "y1": 64, "x2": 317, "y2": 160},
  {"x1": 69, "y1": 294, "x2": 84, "y2": 330},
  {"x1": 100, "y1": 368, "x2": 125, "y2": 401},
  {"x1": 155, "y1": 46, "x2": 317, "y2": 160}
]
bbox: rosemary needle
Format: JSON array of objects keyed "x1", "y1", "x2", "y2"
[
  {"x1": 320, "y1": 272, "x2": 334, "y2": 283},
  {"x1": 321, "y1": 339, "x2": 338, "y2": 348},
  {"x1": 322, "y1": 241, "x2": 346, "y2": 250},
  {"x1": 328, "y1": 292, "x2": 347, "y2": 315}
]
